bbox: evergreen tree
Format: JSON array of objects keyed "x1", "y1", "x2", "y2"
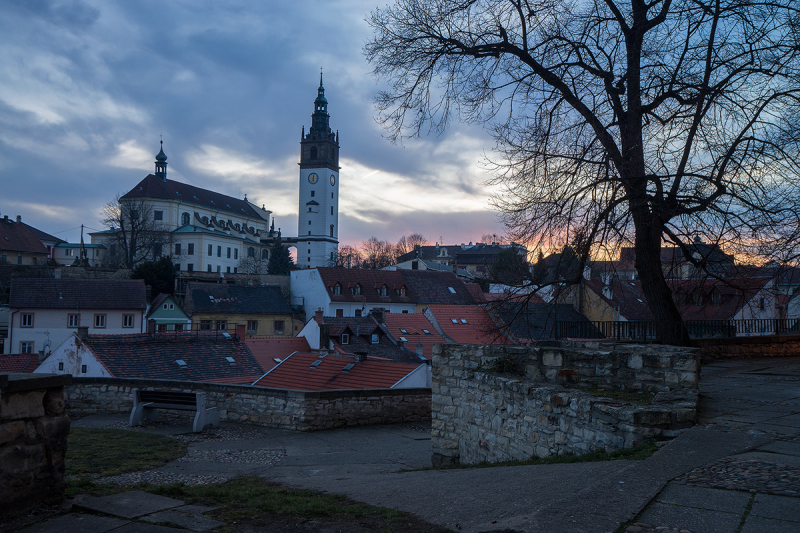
[
  {"x1": 267, "y1": 243, "x2": 294, "y2": 275},
  {"x1": 132, "y1": 256, "x2": 176, "y2": 296}
]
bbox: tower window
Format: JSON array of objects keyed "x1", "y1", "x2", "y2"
[
  {"x1": 309, "y1": 220, "x2": 312, "y2": 225},
  {"x1": 331, "y1": 207, "x2": 334, "y2": 215},
  {"x1": 154, "y1": 210, "x2": 163, "y2": 221},
  {"x1": 188, "y1": 243, "x2": 194, "y2": 255},
  {"x1": 310, "y1": 191, "x2": 315, "y2": 197},
  {"x1": 330, "y1": 225, "x2": 334, "y2": 237},
  {"x1": 261, "y1": 248, "x2": 268, "y2": 259},
  {"x1": 217, "y1": 246, "x2": 222, "y2": 257},
  {"x1": 311, "y1": 146, "x2": 318, "y2": 159},
  {"x1": 182, "y1": 213, "x2": 190, "y2": 225}
]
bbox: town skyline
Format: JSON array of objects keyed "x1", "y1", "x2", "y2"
[{"x1": 0, "y1": 0, "x2": 506, "y2": 249}]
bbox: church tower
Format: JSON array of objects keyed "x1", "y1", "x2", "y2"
[{"x1": 298, "y1": 73, "x2": 340, "y2": 268}]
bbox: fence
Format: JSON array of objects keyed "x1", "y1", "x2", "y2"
[{"x1": 554, "y1": 318, "x2": 800, "y2": 341}]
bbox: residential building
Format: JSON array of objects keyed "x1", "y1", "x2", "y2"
[
  {"x1": 558, "y1": 279, "x2": 654, "y2": 322},
  {"x1": 424, "y1": 304, "x2": 516, "y2": 345},
  {"x1": 454, "y1": 242, "x2": 528, "y2": 278},
  {"x1": 619, "y1": 236, "x2": 735, "y2": 280},
  {"x1": 13, "y1": 215, "x2": 65, "y2": 260},
  {"x1": 146, "y1": 294, "x2": 191, "y2": 332},
  {"x1": 491, "y1": 301, "x2": 595, "y2": 342},
  {"x1": 245, "y1": 336, "x2": 312, "y2": 374},
  {"x1": 37, "y1": 327, "x2": 262, "y2": 383},
  {"x1": 0, "y1": 215, "x2": 49, "y2": 266},
  {"x1": 6, "y1": 279, "x2": 147, "y2": 355},
  {"x1": 182, "y1": 282, "x2": 296, "y2": 337},
  {"x1": 52, "y1": 243, "x2": 106, "y2": 267},
  {"x1": 251, "y1": 351, "x2": 429, "y2": 391},
  {"x1": 396, "y1": 243, "x2": 471, "y2": 266},
  {"x1": 669, "y1": 278, "x2": 775, "y2": 323},
  {"x1": 382, "y1": 312, "x2": 446, "y2": 359},
  {"x1": 385, "y1": 258, "x2": 474, "y2": 281},
  {"x1": 0, "y1": 353, "x2": 39, "y2": 373}
]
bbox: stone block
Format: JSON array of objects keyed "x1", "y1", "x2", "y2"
[
  {"x1": 43, "y1": 390, "x2": 65, "y2": 416},
  {"x1": 0, "y1": 391, "x2": 46, "y2": 420},
  {"x1": 542, "y1": 351, "x2": 563, "y2": 367},
  {"x1": 627, "y1": 354, "x2": 643, "y2": 369},
  {"x1": 0, "y1": 421, "x2": 28, "y2": 445},
  {"x1": 35, "y1": 415, "x2": 70, "y2": 441},
  {"x1": 0, "y1": 443, "x2": 46, "y2": 476}
]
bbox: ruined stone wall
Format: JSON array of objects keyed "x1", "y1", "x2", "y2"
[
  {"x1": 0, "y1": 374, "x2": 72, "y2": 519},
  {"x1": 431, "y1": 344, "x2": 697, "y2": 466},
  {"x1": 692, "y1": 334, "x2": 800, "y2": 361},
  {"x1": 65, "y1": 378, "x2": 431, "y2": 431}
]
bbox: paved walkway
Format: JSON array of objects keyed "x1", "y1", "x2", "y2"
[{"x1": 12, "y1": 357, "x2": 800, "y2": 533}]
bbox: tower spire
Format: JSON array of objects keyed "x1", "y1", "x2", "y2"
[{"x1": 154, "y1": 139, "x2": 168, "y2": 181}]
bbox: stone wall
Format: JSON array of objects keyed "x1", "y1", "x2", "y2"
[
  {"x1": 431, "y1": 344, "x2": 697, "y2": 466},
  {"x1": 66, "y1": 378, "x2": 431, "y2": 431},
  {"x1": 693, "y1": 334, "x2": 800, "y2": 361},
  {"x1": 0, "y1": 374, "x2": 72, "y2": 519}
]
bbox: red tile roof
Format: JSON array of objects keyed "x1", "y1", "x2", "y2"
[
  {"x1": 426, "y1": 305, "x2": 514, "y2": 344},
  {"x1": 10, "y1": 279, "x2": 147, "y2": 310},
  {"x1": 0, "y1": 354, "x2": 40, "y2": 373},
  {"x1": 83, "y1": 332, "x2": 263, "y2": 383},
  {"x1": 669, "y1": 278, "x2": 771, "y2": 320},
  {"x1": 122, "y1": 174, "x2": 267, "y2": 219},
  {"x1": 382, "y1": 312, "x2": 445, "y2": 359},
  {"x1": 252, "y1": 352, "x2": 422, "y2": 391},
  {"x1": 583, "y1": 279, "x2": 654, "y2": 321},
  {"x1": 245, "y1": 337, "x2": 311, "y2": 372},
  {"x1": 0, "y1": 219, "x2": 49, "y2": 254}
]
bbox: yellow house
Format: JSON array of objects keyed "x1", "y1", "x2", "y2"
[{"x1": 183, "y1": 282, "x2": 297, "y2": 337}]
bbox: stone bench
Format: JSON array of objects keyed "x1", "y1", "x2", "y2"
[{"x1": 129, "y1": 388, "x2": 219, "y2": 433}]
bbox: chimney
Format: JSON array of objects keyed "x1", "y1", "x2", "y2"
[
  {"x1": 77, "y1": 326, "x2": 89, "y2": 341},
  {"x1": 397, "y1": 339, "x2": 404, "y2": 348},
  {"x1": 319, "y1": 324, "x2": 330, "y2": 350},
  {"x1": 314, "y1": 309, "x2": 324, "y2": 323},
  {"x1": 236, "y1": 323, "x2": 246, "y2": 340},
  {"x1": 371, "y1": 307, "x2": 385, "y2": 324},
  {"x1": 16, "y1": 215, "x2": 21, "y2": 223},
  {"x1": 416, "y1": 337, "x2": 424, "y2": 358}
]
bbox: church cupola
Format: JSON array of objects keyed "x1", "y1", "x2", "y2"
[
  {"x1": 301, "y1": 72, "x2": 339, "y2": 171},
  {"x1": 154, "y1": 140, "x2": 168, "y2": 181}
]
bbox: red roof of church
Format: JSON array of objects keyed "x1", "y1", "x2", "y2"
[{"x1": 252, "y1": 352, "x2": 422, "y2": 391}]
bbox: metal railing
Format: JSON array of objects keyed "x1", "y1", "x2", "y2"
[{"x1": 553, "y1": 318, "x2": 800, "y2": 341}]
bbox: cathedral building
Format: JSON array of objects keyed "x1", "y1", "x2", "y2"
[{"x1": 91, "y1": 76, "x2": 341, "y2": 271}]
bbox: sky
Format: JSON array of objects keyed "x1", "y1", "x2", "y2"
[{"x1": 0, "y1": 0, "x2": 507, "y2": 249}]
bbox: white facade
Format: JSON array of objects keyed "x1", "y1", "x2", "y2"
[
  {"x1": 34, "y1": 334, "x2": 112, "y2": 377},
  {"x1": 5, "y1": 308, "x2": 145, "y2": 355},
  {"x1": 290, "y1": 269, "x2": 416, "y2": 322}
]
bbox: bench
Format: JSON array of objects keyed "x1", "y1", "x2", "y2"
[{"x1": 129, "y1": 388, "x2": 219, "y2": 433}]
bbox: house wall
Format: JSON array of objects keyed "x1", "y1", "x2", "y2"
[
  {"x1": 0, "y1": 250, "x2": 48, "y2": 266},
  {"x1": 64, "y1": 378, "x2": 431, "y2": 431},
  {"x1": 147, "y1": 298, "x2": 191, "y2": 331},
  {"x1": 5, "y1": 308, "x2": 144, "y2": 355},
  {"x1": 431, "y1": 344, "x2": 698, "y2": 466},
  {"x1": 33, "y1": 336, "x2": 112, "y2": 377},
  {"x1": 190, "y1": 312, "x2": 293, "y2": 336}
]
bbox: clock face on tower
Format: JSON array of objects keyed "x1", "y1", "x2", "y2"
[
  {"x1": 308, "y1": 173, "x2": 319, "y2": 184},
  {"x1": 330, "y1": 175, "x2": 336, "y2": 186}
]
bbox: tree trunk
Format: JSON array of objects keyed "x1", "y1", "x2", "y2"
[{"x1": 632, "y1": 214, "x2": 689, "y2": 345}]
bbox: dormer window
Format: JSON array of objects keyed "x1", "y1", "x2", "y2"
[
  {"x1": 398, "y1": 286, "x2": 407, "y2": 297},
  {"x1": 341, "y1": 333, "x2": 350, "y2": 345},
  {"x1": 332, "y1": 283, "x2": 342, "y2": 295},
  {"x1": 379, "y1": 285, "x2": 388, "y2": 296},
  {"x1": 371, "y1": 333, "x2": 379, "y2": 344},
  {"x1": 693, "y1": 291, "x2": 702, "y2": 306},
  {"x1": 712, "y1": 291, "x2": 721, "y2": 306},
  {"x1": 352, "y1": 284, "x2": 362, "y2": 296}
]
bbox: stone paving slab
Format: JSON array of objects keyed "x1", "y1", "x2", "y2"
[
  {"x1": 113, "y1": 522, "x2": 192, "y2": 532},
  {"x1": 759, "y1": 440, "x2": 800, "y2": 456},
  {"x1": 175, "y1": 504, "x2": 218, "y2": 514},
  {"x1": 15, "y1": 513, "x2": 128, "y2": 533},
  {"x1": 739, "y1": 515, "x2": 800, "y2": 533},
  {"x1": 637, "y1": 502, "x2": 742, "y2": 533},
  {"x1": 72, "y1": 491, "x2": 184, "y2": 519},
  {"x1": 653, "y1": 483, "x2": 751, "y2": 514},
  {"x1": 734, "y1": 450, "x2": 800, "y2": 467},
  {"x1": 141, "y1": 509, "x2": 225, "y2": 531},
  {"x1": 749, "y1": 493, "x2": 800, "y2": 522}
]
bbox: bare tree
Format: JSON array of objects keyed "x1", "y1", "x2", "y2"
[
  {"x1": 366, "y1": 0, "x2": 800, "y2": 343},
  {"x1": 334, "y1": 245, "x2": 364, "y2": 268},
  {"x1": 397, "y1": 232, "x2": 429, "y2": 255},
  {"x1": 361, "y1": 237, "x2": 398, "y2": 269},
  {"x1": 101, "y1": 195, "x2": 169, "y2": 269}
]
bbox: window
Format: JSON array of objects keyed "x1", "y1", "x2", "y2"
[
  {"x1": 371, "y1": 333, "x2": 379, "y2": 344},
  {"x1": 17, "y1": 255, "x2": 22, "y2": 265},
  {"x1": 58, "y1": 362, "x2": 64, "y2": 371},
  {"x1": 355, "y1": 309, "x2": 362, "y2": 317},
  {"x1": 379, "y1": 285, "x2": 388, "y2": 296},
  {"x1": 352, "y1": 284, "x2": 362, "y2": 296},
  {"x1": 308, "y1": 231, "x2": 311, "y2": 235},
  {"x1": 336, "y1": 309, "x2": 344, "y2": 317},
  {"x1": 175, "y1": 264, "x2": 181, "y2": 271},
  {"x1": 153, "y1": 243, "x2": 162, "y2": 258},
  {"x1": 248, "y1": 247, "x2": 255, "y2": 258},
  {"x1": 451, "y1": 318, "x2": 459, "y2": 324},
  {"x1": 217, "y1": 265, "x2": 221, "y2": 273},
  {"x1": 309, "y1": 220, "x2": 312, "y2": 225},
  {"x1": 175, "y1": 243, "x2": 182, "y2": 255},
  {"x1": 174, "y1": 324, "x2": 184, "y2": 331},
  {"x1": 200, "y1": 320, "x2": 212, "y2": 330},
  {"x1": 311, "y1": 146, "x2": 318, "y2": 159},
  {"x1": 234, "y1": 248, "x2": 238, "y2": 259},
  {"x1": 157, "y1": 324, "x2": 168, "y2": 332},
  {"x1": 422, "y1": 329, "x2": 431, "y2": 335},
  {"x1": 68, "y1": 314, "x2": 80, "y2": 328},
  {"x1": 227, "y1": 247, "x2": 231, "y2": 258},
  {"x1": 712, "y1": 291, "x2": 721, "y2": 306},
  {"x1": 693, "y1": 291, "x2": 702, "y2": 306},
  {"x1": 154, "y1": 210, "x2": 163, "y2": 221},
  {"x1": 187, "y1": 263, "x2": 194, "y2": 272},
  {"x1": 308, "y1": 207, "x2": 312, "y2": 212},
  {"x1": 332, "y1": 283, "x2": 342, "y2": 295},
  {"x1": 398, "y1": 286, "x2": 407, "y2": 296},
  {"x1": 182, "y1": 212, "x2": 191, "y2": 225},
  {"x1": 215, "y1": 320, "x2": 227, "y2": 330},
  {"x1": 217, "y1": 246, "x2": 222, "y2": 257},
  {"x1": 331, "y1": 207, "x2": 334, "y2": 215},
  {"x1": 760, "y1": 297, "x2": 766, "y2": 311},
  {"x1": 20, "y1": 342, "x2": 33, "y2": 353},
  {"x1": 208, "y1": 244, "x2": 213, "y2": 256},
  {"x1": 341, "y1": 333, "x2": 350, "y2": 344},
  {"x1": 81, "y1": 365, "x2": 87, "y2": 374},
  {"x1": 330, "y1": 225, "x2": 334, "y2": 237},
  {"x1": 247, "y1": 320, "x2": 258, "y2": 332},
  {"x1": 187, "y1": 243, "x2": 194, "y2": 255},
  {"x1": 310, "y1": 190, "x2": 315, "y2": 197},
  {"x1": 207, "y1": 265, "x2": 212, "y2": 272},
  {"x1": 261, "y1": 248, "x2": 268, "y2": 260},
  {"x1": 227, "y1": 266, "x2": 231, "y2": 273},
  {"x1": 65, "y1": 248, "x2": 73, "y2": 256},
  {"x1": 123, "y1": 314, "x2": 134, "y2": 328},
  {"x1": 21, "y1": 314, "x2": 33, "y2": 328},
  {"x1": 233, "y1": 267, "x2": 237, "y2": 273},
  {"x1": 94, "y1": 314, "x2": 106, "y2": 328},
  {"x1": 273, "y1": 320, "x2": 285, "y2": 335}
]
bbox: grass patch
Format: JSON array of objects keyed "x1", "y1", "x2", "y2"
[
  {"x1": 405, "y1": 439, "x2": 662, "y2": 472},
  {"x1": 66, "y1": 428, "x2": 187, "y2": 478},
  {"x1": 586, "y1": 388, "x2": 656, "y2": 405}
]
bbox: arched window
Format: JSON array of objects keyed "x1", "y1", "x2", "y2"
[
  {"x1": 248, "y1": 247, "x2": 255, "y2": 258},
  {"x1": 182, "y1": 212, "x2": 190, "y2": 226},
  {"x1": 352, "y1": 284, "x2": 362, "y2": 296},
  {"x1": 692, "y1": 291, "x2": 703, "y2": 306},
  {"x1": 310, "y1": 146, "x2": 318, "y2": 159},
  {"x1": 379, "y1": 285, "x2": 388, "y2": 297},
  {"x1": 333, "y1": 283, "x2": 342, "y2": 295},
  {"x1": 261, "y1": 248, "x2": 269, "y2": 260}
]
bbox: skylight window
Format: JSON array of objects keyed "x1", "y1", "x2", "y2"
[
  {"x1": 460, "y1": 319, "x2": 468, "y2": 324},
  {"x1": 400, "y1": 336, "x2": 408, "y2": 342},
  {"x1": 448, "y1": 287, "x2": 456, "y2": 294},
  {"x1": 225, "y1": 357, "x2": 236, "y2": 363},
  {"x1": 422, "y1": 329, "x2": 431, "y2": 335},
  {"x1": 451, "y1": 318, "x2": 458, "y2": 324},
  {"x1": 342, "y1": 363, "x2": 355, "y2": 373},
  {"x1": 273, "y1": 358, "x2": 282, "y2": 363},
  {"x1": 400, "y1": 328, "x2": 408, "y2": 334},
  {"x1": 310, "y1": 360, "x2": 322, "y2": 368},
  {"x1": 175, "y1": 359, "x2": 187, "y2": 367}
]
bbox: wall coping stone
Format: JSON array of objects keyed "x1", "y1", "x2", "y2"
[{"x1": 0, "y1": 373, "x2": 72, "y2": 393}]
